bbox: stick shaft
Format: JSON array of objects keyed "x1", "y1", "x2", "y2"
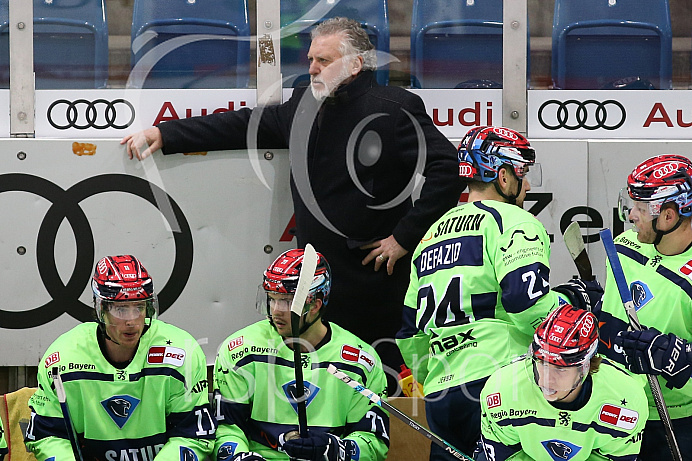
[
  {"x1": 599, "y1": 229, "x2": 682, "y2": 461},
  {"x1": 52, "y1": 368, "x2": 84, "y2": 461},
  {"x1": 326, "y1": 365, "x2": 472, "y2": 461}
]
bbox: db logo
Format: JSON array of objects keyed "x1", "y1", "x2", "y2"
[
  {"x1": 228, "y1": 336, "x2": 244, "y2": 351},
  {"x1": 147, "y1": 346, "x2": 186, "y2": 367},
  {"x1": 599, "y1": 404, "x2": 639, "y2": 430},
  {"x1": 459, "y1": 162, "x2": 475, "y2": 178},
  {"x1": 653, "y1": 162, "x2": 683, "y2": 179},
  {"x1": 45, "y1": 352, "x2": 60, "y2": 368},
  {"x1": 486, "y1": 393, "x2": 501, "y2": 409},
  {"x1": 493, "y1": 127, "x2": 518, "y2": 140}
]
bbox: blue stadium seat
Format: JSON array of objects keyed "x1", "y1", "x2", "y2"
[
  {"x1": 552, "y1": 0, "x2": 672, "y2": 90},
  {"x1": 130, "y1": 0, "x2": 250, "y2": 89},
  {"x1": 0, "y1": 0, "x2": 109, "y2": 89},
  {"x1": 280, "y1": 0, "x2": 390, "y2": 87},
  {"x1": 411, "y1": 0, "x2": 517, "y2": 89}
]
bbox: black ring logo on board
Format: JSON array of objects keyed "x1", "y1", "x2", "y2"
[
  {"x1": 0, "y1": 173, "x2": 194, "y2": 329},
  {"x1": 47, "y1": 99, "x2": 136, "y2": 130},
  {"x1": 538, "y1": 99, "x2": 626, "y2": 130}
]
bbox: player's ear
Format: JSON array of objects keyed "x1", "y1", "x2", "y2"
[{"x1": 351, "y1": 55, "x2": 363, "y2": 76}]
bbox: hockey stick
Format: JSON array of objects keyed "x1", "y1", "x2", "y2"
[
  {"x1": 563, "y1": 222, "x2": 594, "y2": 281},
  {"x1": 289, "y1": 244, "x2": 318, "y2": 437},
  {"x1": 326, "y1": 364, "x2": 472, "y2": 461},
  {"x1": 599, "y1": 229, "x2": 682, "y2": 461},
  {"x1": 52, "y1": 367, "x2": 84, "y2": 461}
]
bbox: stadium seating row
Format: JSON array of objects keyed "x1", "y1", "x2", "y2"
[{"x1": 0, "y1": 0, "x2": 675, "y2": 90}]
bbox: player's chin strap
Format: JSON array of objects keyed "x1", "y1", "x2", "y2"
[
  {"x1": 493, "y1": 167, "x2": 523, "y2": 206},
  {"x1": 652, "y1": 215, "x2": 685, "y2": 245}
]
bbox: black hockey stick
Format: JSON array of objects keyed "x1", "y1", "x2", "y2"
[
  {"x1": 326, "y1": 364, "x2": 473, "y2": 461},
  {"x1": 289, "y1": 244, "x2": 318, "y2": 437},
  {"x1": 600, "y1": 229, "x2": 682, "y2": 461},
  {"x1": 563, "y1": 222, "x2": 595, "y2": 281},
  {"x1": 52, "y1": 367, "x2": 84, "y2": 461}
]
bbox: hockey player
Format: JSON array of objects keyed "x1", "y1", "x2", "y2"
[
  {"x1": 0, "y1": 418, "x2": 6, "y2": 461},
  {"x1": 478, "y1": 302, "x2": 648, "y2": 461},
  {"x1": 25, "y1": 255, "x2": 216, "y2": 461},
  {"x1": 597, "y1": 154, "x2": 692, "y2": 460},
  {"x1": 213, "y1": 248, "x2": 389, "y2": 461},
  {"x1": 397, "y1": 126, "x2": 583, "y2": 460}
]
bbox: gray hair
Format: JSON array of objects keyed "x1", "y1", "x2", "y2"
[{"x1": 311, "y1": 17, "x2": 377, "y2": 71}]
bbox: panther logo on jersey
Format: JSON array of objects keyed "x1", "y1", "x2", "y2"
[
  {"x1": 180, "y1": 446, "x2": 197, "y2": 461},
  {"x1": 217, "y1": 442, "x2": 238, "y2": 460},
  {"x1": 101, "y1": 395, "x2": 141, "y2": 429},
  {"x1": 629, "y1": 281, "x2": 653, "y2": 311},
  {"x1": 540, "y1": 439, "x2": 581, "y2": 461},
  {"x1": 282, "y1": 380, "x2": 320, "y2": 415}
]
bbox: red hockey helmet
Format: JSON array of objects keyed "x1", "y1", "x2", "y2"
[
  {"x1": 458, "y1": 126, "x2": 540, "y2": 186},
  {"x1": 258, "y1": 248, "x2": 331, "y2": 314},
  {"x1": 531, "y1": 303, "x2": 598, "y2": 368},
  {"x1": 618, "y1": 155, "x2": 692, "y2": 223},
  {"x1": 92, "y1": 255, "x2": 158, "y2": 324}
]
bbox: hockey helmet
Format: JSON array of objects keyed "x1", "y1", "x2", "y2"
[
  {"x1": 92, "y1": 255, "x2": 158, "y2": 325},
  {"x1": 618, "y1": 154, "x2": 692, "y2": 224},
  {"x1": 458, "y1": 126, "x2": 541, "y2": 186},
  {"x1": 257, "y1": 248, "x2": 331, "y2": 316},
  {"x1": 531, "y1": 303, "x2": 598, "y2": 368}
]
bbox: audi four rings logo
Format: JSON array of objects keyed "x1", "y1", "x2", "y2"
[
  {"x1": 47, "y1": 99, "x2": 136, "y2": 130},
  {"x1": 493, "y1": 127, "x2": 518, "y2": 140},
  {"x1": 0, "y1": 173, "x2": 193, "y2": 329},
  {"x1": 538, "y1": 99, "x2": 626, "y2": 130},
  {"x1": 654, "y1": 162, "x2": 682, "y2": 179}
]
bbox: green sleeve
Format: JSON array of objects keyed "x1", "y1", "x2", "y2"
[
  {"x1": 25, "y1": 357, "x2": 77, "y2": 461},
  {"x1": 344, "y1": 364, "x2": 389, "y2": 461},
  {"x1": 155, "y1": 344, "x2": 215, "y2": 461},
  {"x1": 213, "y1": 342, "x2": 252, "y2": 457}
]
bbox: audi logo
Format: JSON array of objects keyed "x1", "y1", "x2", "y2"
[
  {"x1": 653, "y1": 162, "x2": 683, "y2": 179},
  {"x1": 47, "y1": 99, "x2": 136, "y2": 130},
  {"x1": 0, "y1": 173, "x2": 193, "y2": 329},
  {"x1": 458, "y1": 162, "x2": 474, "y2": 178},
  {"x1": 493, "y1": 127, "x2": 518, "y2": 140},
  {"x1": 538, "y1": 99, "x2": 626, "y2": 131}
]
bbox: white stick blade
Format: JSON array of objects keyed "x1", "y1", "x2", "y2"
[
  {"x1": 563, "y1": 222, "x2": 585, "y2": 259},
  {"x1": 290, "y1": 244, "x2": 318, "y2": 316}
]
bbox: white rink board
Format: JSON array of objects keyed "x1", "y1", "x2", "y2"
[{"x1": 1, "y1": 137, "x2": 692, "y2": 365}]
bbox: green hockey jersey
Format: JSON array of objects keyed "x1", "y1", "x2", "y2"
[
  {"x1": 0, "y1": 417, "x2": 7, "y2": 461},
  {"x1": 213, "y1": 320, "x2": 389, "y2": 460},
  {"x1": 25, "y1": 320, "x2": 215, "y2": 461},
  {"x1": 598, "y1": 229, "x2": 692, "y2": 420},
  {"x1": 397, "y1": 200, "x2": 559, "y2": 395},
  {"x1": 480, "y1": 358, "x2": 649, "y2": 461}
]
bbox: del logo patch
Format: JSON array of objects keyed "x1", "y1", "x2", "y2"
[
  {"x1": 228, "y1": 336, "x2": 244, "y2": 351},
  {"x1": 101, "y1": 395, "x2": 140, "y2": 429},
  {"x1": 45, "y1": 352, "x2": 60, "y2": 368},
  {"x1": 629, "y1": 281, "x2": 653, "y2": 311},
  {"x1": 282, "y1": 380, "x2": 320, "y2": 414},
  {"x1": 599, "y1": 404, "x2": 639, "y2": 430},
  {"x1": 486, "y1": 393, "x2": 501, "y2": 409},
  {"x1": 217, "y1": 441, "x2": 239, "y2": 460},
  {"x1": 541, "y1": 440, "x2": 581, "y2": 461},
  {"x1": 341, "y1": 345, "x2": 375, "y2": 371},
  {"x1": 147, "y1": 346, "x2": 186, "y2": 366}
]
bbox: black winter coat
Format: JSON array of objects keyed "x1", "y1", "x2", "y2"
[{"x1": 158, "y1": 71, "x2": 462, "y2": 347}]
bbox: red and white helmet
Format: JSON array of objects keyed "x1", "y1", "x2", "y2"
[
  {"x1": 260, "y1": 248, "x2": 331, "y2": 309},
  {"x1": 531, "y1": 303, "x2": 598, "y2": 368},
  {"x1": 620, "y1": 154, "x2": 692, "y2": 221},
  {"x1": 92, "y1": 255, "x2": 158, "y2": 324}
]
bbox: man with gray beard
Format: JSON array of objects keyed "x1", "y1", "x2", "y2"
[{"x1": 121, "y1": 17, "x2": 462, "y2": 394}]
